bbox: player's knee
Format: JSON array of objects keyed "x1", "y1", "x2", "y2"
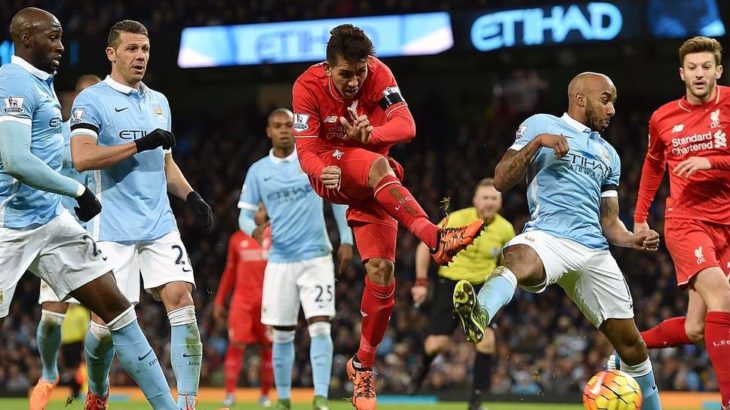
[
  {"x1": 159, "y1": 282, "x2": 194, "y2": 310},
  {"x1": 273, "y1": 329, "x2": 296, "y2": 344},
  {"x1": 308, "y1": 321, "x2": 331, "y2": 338},
  {"x1": 365, "y1": 258, "x2": 394, "y2": 284},
  {"x1": 476, "y1": 330, "x2": 496, "y2": 354},
  {"x1": 502, "y1": 245, "x2": 545, "y2": 286},
  {"x1": 685, "y1": 320, "x2": 705, "y2": 343},
  {"x1": 367, "y1": 156, "x2": 394, "y2": 187}
]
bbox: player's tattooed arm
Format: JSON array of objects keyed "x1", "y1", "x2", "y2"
[
  {"x1": 600, "y1": 196, "x2": 659, "y2": 251},
  {"x1": 495, "y1": 133, "x2": 568, "y2": 192},
  {"x1": 494, "y1": 138, "x2": 542, "y2": 192}
]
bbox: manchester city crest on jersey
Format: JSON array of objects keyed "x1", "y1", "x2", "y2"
[
  {"x1": 3, "y1": 96, "x2": 24, "y2": 114},
  {"x1": 154, "y1": 105, "x2": 165, "y2": 122}
]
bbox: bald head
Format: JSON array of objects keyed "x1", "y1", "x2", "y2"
[
  {"x1": 566, "y1": 72, "x2": 617, "y2": 132},
  {"x1": 9, "y1": 7, "x2": 60, "y2": 43}
]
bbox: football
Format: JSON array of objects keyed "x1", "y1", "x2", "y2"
[{"x1": 583, "y1": 370, "x2": 643, "y2": 410}]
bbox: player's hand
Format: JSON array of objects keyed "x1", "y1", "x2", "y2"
[
  {"x1": 252, "y1": 222, "x2": 270, "y2": 245},
  {"x1": 336, "y1": 244, "x2": 353, "y2": 275},
  {"x1": 631, "y1": 229, "x2": 660, "y2": 251},
  {"x1": 213, "y1": 304, "x2": 227, "y2": 323},
  {"x1": 74, "y1": 185, "x2": 101, "y2": 222},
  {"x1": 537, "y1": 133, "x2": 569, "y2": 159},
  {"x1": 134, "y1": 128, "x2": 176, "y2": 153},
  {"x1": 320, "y1": 166, "x2": 342, "y2": 190},
  {"x1": 340, "y1": 106, "x2": 374, "y2": 144},
  {"x1": 186, "y1": 191, "x2": 213, "y2": 233},
  {"x1": 633, "y1": 221, "x2": 651, "y2": 235},
  {"x1": 674, "y1": 156, "x2": 712, "y2": 178},
  {"x1": 411, "y1": 283, "x2": 427, "y2": 307}
]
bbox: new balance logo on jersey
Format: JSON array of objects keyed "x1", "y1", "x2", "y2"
[
  {"x1": 714, "y1": 130, "x2": 727, "y2": 148},
  {"x1": 324, "y1": 115, "x2": 338, "y2": 123},
  {"x1": 3, "y1": 97, "x2": 24, "y2": 113},
  {"x1": 672, "y1": 124, "x2": 684, "y2": 133},
  {"x1": 695, "y1": 246, "x2": 706, "y2": 264},
  {"x1": 711, "y1": 108, "x2": 721, "y2": 128}
]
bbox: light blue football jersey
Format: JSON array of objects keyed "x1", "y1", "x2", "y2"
[
  {"x1": 238, "y1": 150, "x2": 348, "y2": 263},
  {"x1": 511, "y1": 113, "x2": 621, "y2": 250},
  {"x1": 59, "y1": 120, "x2": 88, "y2": 220},
  {"x1": 70, "y1": 76, "x2": 175, "y2": 241},
  {"x1": 0, "y1": 56, "x2": 64, "y2": 228}
]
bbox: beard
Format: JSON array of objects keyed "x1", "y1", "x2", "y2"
[{"x1": 584, "y1": 101, "x2": 604, "y2": 132}]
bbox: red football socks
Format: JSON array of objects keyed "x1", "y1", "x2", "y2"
[
  {"x1": 640, "y1": 317, "x2": 692, "y2": 348},
  {"x1": 224, "y1": 344, "x2": 245, "y2": 394},
  {"x1": 373, "y1": 175, "x2": 438, "y2": 248},
  {"x1": 706, "y1": 311, "x2": 730, "y2": 408},
  {"x1": 260, "y1": 345, "x2": 273, "y2": 396},
  {"x1": 356, "y1": 276, "x2": 396, "y2": 368}
]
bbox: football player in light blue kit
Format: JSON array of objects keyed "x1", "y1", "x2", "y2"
[
  {"x1": 69, "y1": 20, "x2": 213, "y2": 410},
  {"x1": 30, "y1": 74, "x2": 101, "y2": 409},
  {"x1": 238, "y1": 108, "x2": 353, "y2": 410},
  {"x1": 453, "y1": 72, "x2": 663, "y2": 410},
  {"x1": 0, "y1": 8, "x2": 178, "y2": 410}
]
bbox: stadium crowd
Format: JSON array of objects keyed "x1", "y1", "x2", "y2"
[{"x1": 0, "y1": 60, "x2": 716, "y2": 398}]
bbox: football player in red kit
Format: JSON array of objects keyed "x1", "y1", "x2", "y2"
[
  {"x1": 292, "y1": 24, "x2": 484, "y2": 409},
  {"x1": 634, "y1": 36, "x2": 730, "y2": 409},
  {"x1": 214, "y1": 210, "x2": 273, "y2": 408}
]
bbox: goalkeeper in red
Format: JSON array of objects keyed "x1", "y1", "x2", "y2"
[
  {"x1": 292, "y1": 24, "x2": 484, "y2": 410},
  {"x1": 633, "y1": 36, "x2": 730, "y2": 409}
]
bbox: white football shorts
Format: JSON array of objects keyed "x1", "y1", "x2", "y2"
[
  {"x1": 261, "y1": 255, "x2": 335, "y2": 326},
  {"x1": 506, "y1": 230, "x2": 634, "y2": 328}
]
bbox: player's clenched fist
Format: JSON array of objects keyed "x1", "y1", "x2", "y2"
[
  {"x1": 537, "y1": 133, "x2": 569, "y2": 158},
  {"x1": 134, "y1": 128, "x2": 176, "y2": 153},
  {"x1": 340, "y1": 106, "x2": 374, "y2": 144},
  {"x1": 74, "y1": 184, "x2": 102, "y2": 222},
  {"x1": 631, "y1": 229, "x2": 660, "y2": 251},
  {"x1": 320, "y1": 165, "x2": 342, "y2": 190}
]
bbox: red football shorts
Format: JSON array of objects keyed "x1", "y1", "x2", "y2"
[
  {"x1": 664, "y1": 218, "x2": 730, "y2": 288},
  {"x1": 228, "y1": 303, "x2": 270, "y2": 345},
  {"x1": 308, "y1": 147, "x2": 402, "y2": 262}
]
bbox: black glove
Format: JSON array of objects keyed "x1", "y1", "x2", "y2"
[
  {"x1": 134, "y1": 128, "x2": 176, "y2": 153},
  {"x1": 75, "y1": 185, "x2": 101, "y2": 222},
  {"x1": 186, "y1": 191, "x2": 213, "y2": 233}
]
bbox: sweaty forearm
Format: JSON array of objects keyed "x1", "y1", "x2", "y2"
[
  {"x1": 494, "y1": 138, "x2": 542, "y2": 192},
  {"x1": 603, "y1": 220, "x2": 634, "y2": 248}
]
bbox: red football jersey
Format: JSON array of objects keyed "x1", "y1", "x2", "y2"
[
  {"x1": 635, "y1": 85, "x2": 730, "y2": 224},
  {"x1": 292, "y1": 56, "x2": 415, "y2": 178},
  {"x1": 215, "y1": 229, "x2": 270, "y2": 307}
]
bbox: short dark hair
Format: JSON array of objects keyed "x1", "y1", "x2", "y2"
[
  {"x1": 679, "y1": 36, "x2": 722, "y2": 66},
  {"x1": 107, "y1": 20, "x2": 148, "y2": 49},
  {"x1": 326, "y1": 24, "x2": 374, "y2": 65}
]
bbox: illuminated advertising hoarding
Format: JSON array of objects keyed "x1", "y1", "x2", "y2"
[{"x1": 178, "y1": 13, "x2": 453, "y2": 68}]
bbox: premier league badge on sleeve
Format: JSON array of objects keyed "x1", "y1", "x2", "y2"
[
  {"x1": 3, "y1": 97, "x2": 24, "y2": 114},
  {"x1": 71, "y1": 108, "x2": 84, "y2": 124},
  {"x1": 293, "y1": 113, "x2": 310, "y2": 132}
]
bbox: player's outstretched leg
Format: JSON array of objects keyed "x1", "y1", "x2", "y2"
[
  {"x1": 308, "y1": 321, "x2": 333, "y2": 410},
  {"x1": 454, "y1": 266, "x2": 517, "y2": 343},
  {"x1": 167, "y1": 305, "x2": 203, "y2": 409},
  {"x1": 30, "y1": 308, "x2": 66, "y2": 410},
  {"x1": 368, "y1": 159, "x2": 484, "y2": 265}
]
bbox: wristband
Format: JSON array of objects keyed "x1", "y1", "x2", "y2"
[{"x1": 415, "y1": 278, "x2": 429, "y2": 287}]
